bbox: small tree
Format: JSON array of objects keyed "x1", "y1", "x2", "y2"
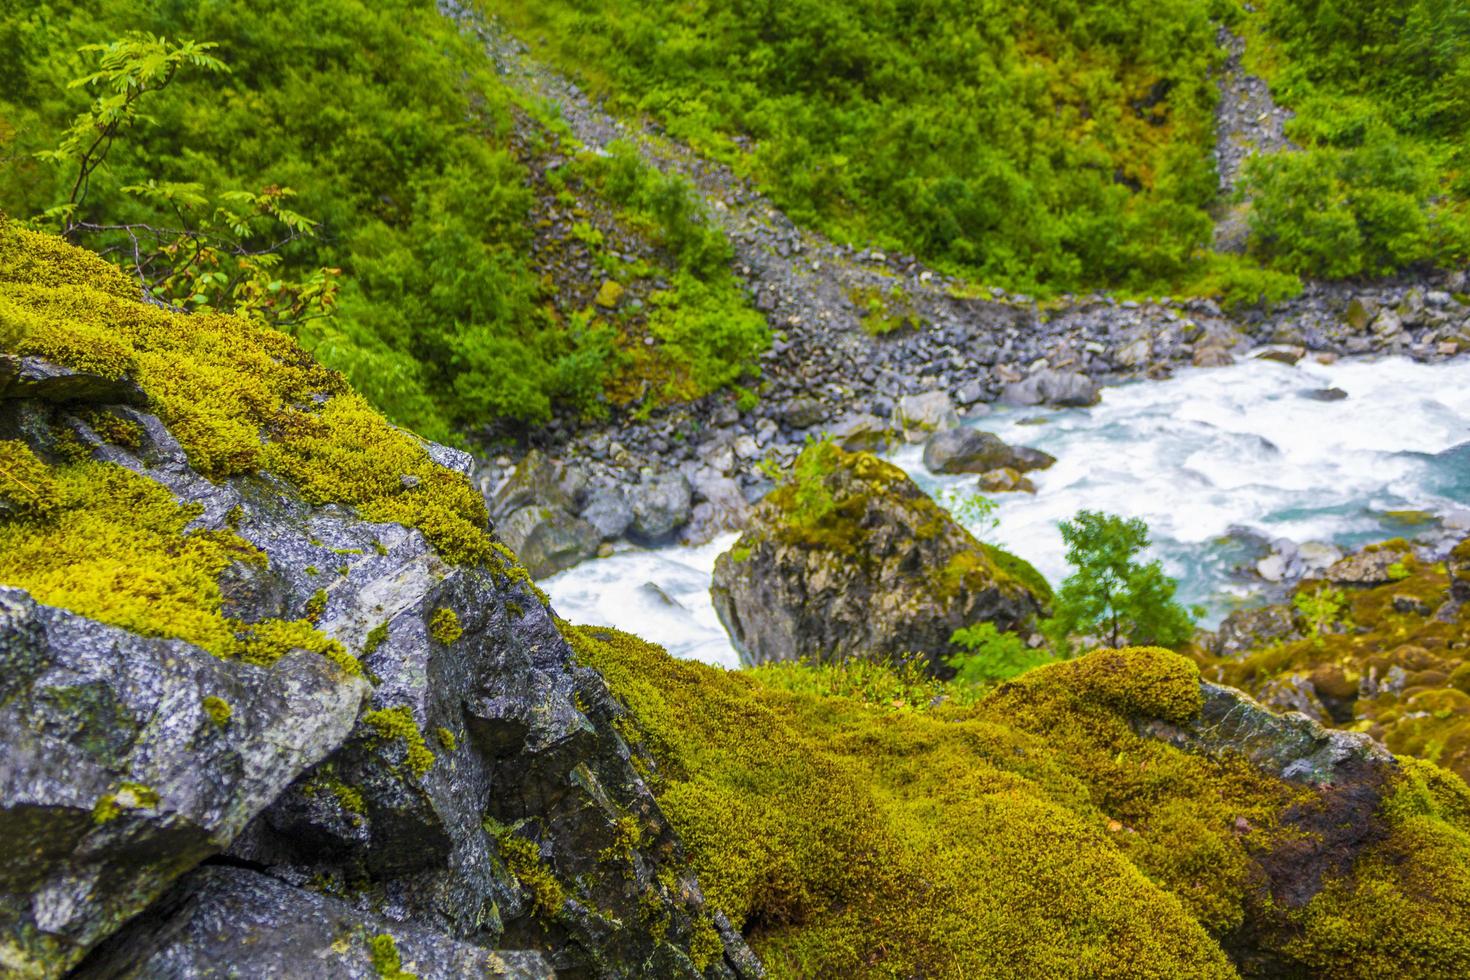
[
  {"x1": 1045, "y1": 511, "x2": 1195, "y2": 650},
  {"x1": 36, "y1": 33, "x2": 338, "y2": 332},
  {"x1": 947, "y1": 622, "x2": 1049, "y2": 686}
]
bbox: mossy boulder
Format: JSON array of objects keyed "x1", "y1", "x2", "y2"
[
  {"x1": 710, "y1": 443, "x2": 1048, "y2": 671},
  {"x1": 0, "y1": 224, "x2": 756, "y2": 978},
  {"x1": 571, "y1": 629, "x2": 1470, "y2": 977}
]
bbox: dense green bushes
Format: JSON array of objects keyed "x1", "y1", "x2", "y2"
[
  {"x1": 1238, "y1": 0, "x2": 1470, "y2": 278},
  {"x1": 489, "y1": 0, "x2": 1223, "y2": 294},
  {"x1": 0, "y1": 0, "x2": 765, "y2": 439}
]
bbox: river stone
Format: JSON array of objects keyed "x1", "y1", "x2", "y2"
[
  {"x1": 895, "y1": 390, "x2": 959, "y2": 443},
  {"x1": 628, "y1": 472, "x2": 694, "y2": 543},
  {"x1": 1254, "y1": 346, "x2": 1306, "y2": 365},
  {"x1": 496, "y1": 505, "x2": 600, "y2": 579},
  {"x1": 1302, "y1": 387, "x2": 1348, "y2": 402},
  {"x1": 682, "y1": 473, "x2": 752, "y2": 545},
  {"x1": 490, "y1": 449, "x2": 574, "y2": 519},
  {"x1": 580, "y1": 486, "x2": 634, "y2": 540},
  {"x1": 1007, "y1": 445, "x2": 1057, "y2": 472},
  {"x1": 922, "y1": 428, "x2": 1015, "y2": 474},
  {"x1": 1212, "y1": 604, "x2": 1299, "y2": 658},
  {"x1": 1324, "y1": 547, "x2": 1404, "y2": 585},
  {"x1": 827, "y1": 412, "x2": 896, "y2": 453},
  {"x1": 978, "y1": 467, "x2": 1035, "y2": 494},
  {"x1": 0, "y1": 587, "x2": 368, "y2": 977},
  {"x1": 73, "y1": 866, "x2": 553, "y2": 979},
  {"x1": 1000, "y1": 368, "x2": 1099, "y2": 408},
  {"x1": 1192, "y1": 346, "x2": 1235, "y2": 368},
  {"x1": 711, "y1": 448, "x2": 1046, "y2": 672},
  {"x1": 779, "y1": 395, "x2": 827, "y2": 429}
]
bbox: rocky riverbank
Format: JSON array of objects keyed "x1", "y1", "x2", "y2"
[{"x1": 444, "y1": 3, "x2": 1470, "y2": 570}]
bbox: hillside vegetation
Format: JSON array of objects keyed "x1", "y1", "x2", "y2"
[
  {"x1": 488, "y1": 0, "x2": 1470, "y2": 295},
  {"x1": 0, "y1": 0, "x2": 766, "y2": 440}
]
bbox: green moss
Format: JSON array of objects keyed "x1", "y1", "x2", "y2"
[
  {"x1": 363, "y1": 705, "x2": 435, "y2": 779},
  {"x1": 496, "y1": 831, "x2": 568, "y2": 920},
  {"x1": 435, "y1": 727, "x2": 457, "y2": 752},
  {"x1": 428, "y1": 607, "x2": 462, "y2": 646},
  {"x1": 0, "y1": 439, "x2": 61, "y2": 520},
  {"x1": 0, "y1": 221, "x2": 505, "y2": 571},
  {"x1": 304, "y1": 588, "x2": 328, "y2": 624},
  {"x1": 201, "y1": 695, "x2": 232, "y2": 727},
  {"x1": 566, "y1": 625, "x2": 1246, "y2": 977},
  {"x1": 92, "y1": 781, "x2": 160, "y2": 825},
  {"x1": 367, "y1": 933, "x2": 417, "y2": 980},
  {"x1": 362, "y1": 621, "x2": 390, "y2": 657}
]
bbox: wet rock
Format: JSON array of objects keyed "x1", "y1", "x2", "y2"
[
  {"x1": 977, "y1": 467, "x2": 1036, "y2": 494},
  {"x1": 1302, "y1": 387, "x2": 1348, "y2": 402},
  {"x1": 0, "y1": 588, "x2": 367, "y2": 975},
  {"x1": 1254, "y1": 346, "x2": 1306, "y2": 365},
  {"x1": 1000, "y1": 368, "x2": 1099, "y2": 407},
  {"x1": 579, "y1": 486, "x2": 634, "y2": 540},
  {"x1": 628, "y1": 472, "x2": 693, "y2": 543},
  {"x1": 710, "y1": 448, "x2": 1046, "y2": 672},
  {"x1": 1007, "y1": 445, "x2": 1057, "y2": 472},
  {"x1": 683, "y1": 473, "x2": 752, "y2": 545},
  {"x1": 827, "y1": 412, "x2": 897, "y2": 453},
  {"x1": 0, "y1": 356, "x2": 147, "y2": 406},
  {"x1": 1255, "y1": 674, "x2": 1329, "y2": 724},
  {"x1": 1192, "y1": 346, "x2": 1235, "y2": 368},
  {"x1": 1213, "y1": 604, "x2": 1299, "y2": 658},
  {"x1": 496, "y1": 505, "x2": 600, "y2": 578},
  {"x1": 779, "y1": 395, "x2": 827, "y2": 429},
  {"x1": 73, "y1": 866, "x2": 552, "y2": 979},
  {"x1": 491, "y1": 449, "x2": 574, "y2": 519},
  {"x1": 895, "y1": 390, "x2": 959, "y2": 443},
  {"x1": 922, "y1": 428, "x2": 1015, "y2": 474}
]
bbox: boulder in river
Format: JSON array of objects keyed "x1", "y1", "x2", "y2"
[
  {"x1": 922, "y1": 427, "x2": 1055, "y2": 475},
  {"x1": 496, "y1": 504, "x2": 600, "y2": 578},
  {"x1": 1000, "y1": 367, "x2": 1099, "y2": 408},
  {"x1": 628, "y1": 471, "x2": 694, "y2": 543},
  {"x1": 710, "y1": 443, "x2": 1049, "y2": 671},
  {"x1": 895, "y1": 390, "x2": 960, "y2": 443}
]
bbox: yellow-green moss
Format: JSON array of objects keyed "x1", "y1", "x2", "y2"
[
  {"x1": 435, "y1": 727, "x2": 457, "y2": 751},
  {"x1": 566, "y1": 625, "x2": 1242, "y2": 977},
  {"x1": 201, "y1": 695, "x2": 232, "y2": 727},
  {"x1": 362, "y1": 621, "x2": 390, "y2": 656},
  {"x1": 0, "y1": 221, "x2": 505, "y2": 571},
  {"x1": 84, "y1": 410, "x2": 145, "y2": 451},
  {"x1": 428, "y1": 607, "x2": 462, "y2": 645},
  {"x1": 0, "y1": 439, "x2": 61, "y2": 519},
  {"x1": 367, "y1": 933, "x2": 417, "y2": 980},
  {"x1": 496, "y1": 831, "x2": 569, "y2": 919},
  {"x1": 92, "y1": 781, "x2": 160, "y2": 825},
  {"x1": 363, "y1": 705, "x2": 435, "y2": 779},
  {"x1": 304, "y1": 588, "x2": 328, "y2": 624}
]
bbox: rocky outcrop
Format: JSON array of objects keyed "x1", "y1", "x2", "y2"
[
  {"x1": 0, "y1": 589, "x2": 366, "y2": 976},
  {"x1": 1000, "y1": 367, "x2": 1099, "y2": 407},
  {"x1": 74, "y1": 866, "x2": 554, "y2": 979},
  {"x1": 0, "y1": 226, "x2": 758, "y2": 978},
  {"x1": 710, "y1": 444, "x2": 1048, "y2": 670}
]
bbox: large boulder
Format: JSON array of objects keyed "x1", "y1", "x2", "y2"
[
  {"x1": 826, "y1": 412, "x2": 897, "y2": 453},
  {"x1": 0, "y1": 589, "x2": 367, "y2": 976},
  {"x1": 496, "y1": 504, "x2": 600, "y2": 578},
  {"x1": 922, "y1": 427, "x2": 1056, "y2": 475},
  {"x1": 1001, "y1": 368, "x2": 1100, "y2": 407},
  {"x1": 710, "y1": 444, "x2": 1048, "y2": 671},
  {"x1": 895, "y1": 390, "x2": 959, "y2": 443},
  {"x1": 628, "y1": 471, "x2": 694, "y2": 543},
  {"x1": 579, "y1": 485, "x2": 634, "y2": 540},
  {"x1": 73, "y1": 866, "x2": 552, "y2": 979}
]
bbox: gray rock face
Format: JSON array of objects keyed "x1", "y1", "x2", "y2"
[
  {"x1": 580, "y1": 485, "x2": 634, "y2": 540},
  {"x1": 1000, "y1": 368, "x2": 1099, "y2": 408},
  {"x1": 922, "y1": 428, "x2": 1054, "y2": 475},
  {"x1": 1212, "y1": 604, "x2": 1300, "y2": 658},
  {"x1": 922, "y1": 428, "x2": 1014, "y2": 474},
  {"x1": 628, "y1": 472, "x2": 693, "y2": 543},
  {"x1": 73, "y1": 866, "x2": 553, "y2": 979},
  {"x1": 497, "y1": 504, "x2": 600, "y2": 578},
  {"x1": 1324, "y1": 547, "x2": 1405, "y2": 585},
  {"x1": 0, "y1": 362, "x2": 760, "y2": 978},
  {"x1": 683, "y1": 473, "x2": 752, "y2": 545},
  {"x1": 711, "y1": 449, "x2": 1046, "y2": 671},
  {"x1": 490, "y1": 449, "x2": 577, "y2": 519},
  {"x1": 826, "y1": 412, "x2": 896, "y2": 453},
  {"x1": 895, "y1": 390, "x2": 959, "y2": 442},
  {"x1": 0, "y1": 588, "x2": 367, "y2": 977}
]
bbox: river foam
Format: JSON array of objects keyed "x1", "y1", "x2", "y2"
[{"x1": 546, "y1": 355, "x2": 1470, "y2": 664}]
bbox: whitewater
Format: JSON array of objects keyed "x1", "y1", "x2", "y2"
[{"x1": 546, "y1": 354, "x2": 1470, "y2": 667}]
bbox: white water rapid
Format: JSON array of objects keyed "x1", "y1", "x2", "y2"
[{"x1": 545, "y1": 355, "x2": 1470, "y2": 666}]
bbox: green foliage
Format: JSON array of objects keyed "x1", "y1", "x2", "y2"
[
  {"x1": 769, "y1": 435, "x2": 841, "y2": 530},
  {"x1": 1236, "y1": 0, "x2": 1470, "y2": 278},
  {"x1": 936, "y1": 486, "x2": 998, "y2": 538},
  {"x1": 0, "y1": 2, "x2": 764, "y2": 439},
  {"x1": 1292, "y1": 584, "x2": 1346, "y2": 647},
  {"x1": 1046, "y1": 511, "x2": 1195, "y2": 650},
  {"x1": 489, "y1": 0, "x2": 1222, "y2": 294},
  {"x1": 948, "y1": 622, "x2": 1051, "y2": 686}
]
